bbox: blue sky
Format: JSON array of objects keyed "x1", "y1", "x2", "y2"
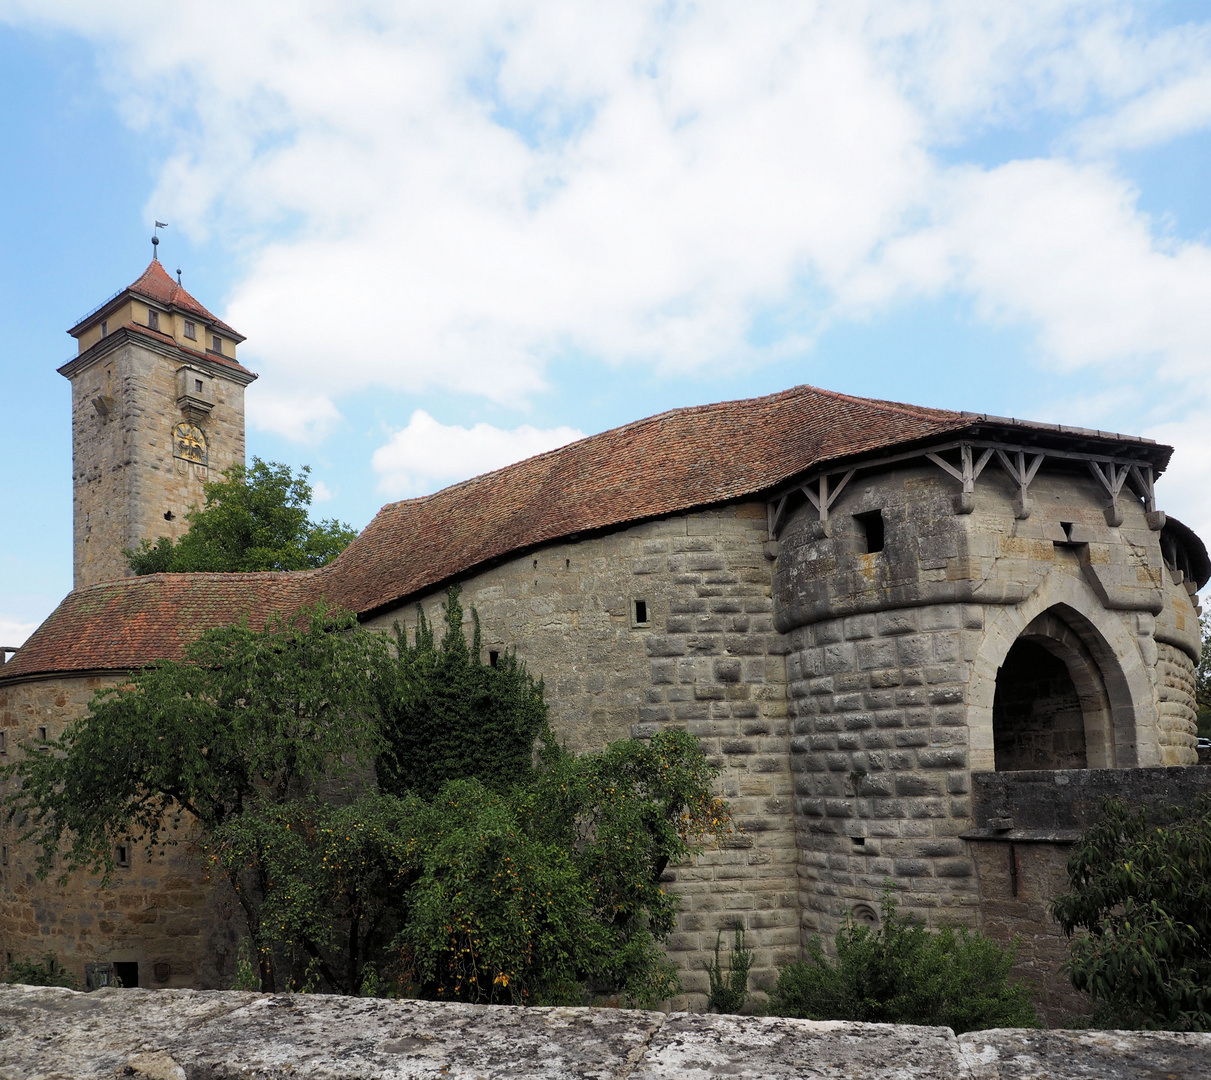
[{"x1": 2, "y1": 1, "x2": 1211, "y2": 643}]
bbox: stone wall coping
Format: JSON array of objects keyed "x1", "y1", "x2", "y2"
[{"x1": 2, "y1": 985, "x2": 1208, "y2": 1079}]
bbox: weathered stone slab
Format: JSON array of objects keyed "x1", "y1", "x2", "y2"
[
  {"x1": 958, "y1": 1028, "x2": 1211, "y2": 1080},
  {"x1": 631, "y1": 1013, "x2": 963, "y2": 1079},
  {"x1": 3, "y1": 986, "x2": 1211, "y2": 1079}
]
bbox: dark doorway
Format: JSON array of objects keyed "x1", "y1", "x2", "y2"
[
  {"x1": 993, "y1": 639, "x2": 1088, "y2": 771},
  {"x1": 113, "y1": 961, "x2": 139, "y2": 988}
]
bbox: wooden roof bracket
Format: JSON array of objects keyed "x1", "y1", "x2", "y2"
[
  {"x1": 926, "y1": 444, "x2": 993, "y2": 515},
  {"x1": 1089, "y1": 461, "x2": 1130, "y2": 527},
  {"x1": 801, "y1": 469, "x2": 855, "y2": 536},
  {"x1": 993, "y1": 449, "x2": 1045, "y2": 520},
  {"x1": 1128, "y1": 465, "x2": 1165, "y2": 530}
]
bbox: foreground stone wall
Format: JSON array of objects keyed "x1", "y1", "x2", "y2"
[
  {"x1": 0, "y1": 676, "x2": 241, "y2": 990},
  {"x1": 366, "y1": 503, "x2": 799, "y2": 1006},
  {"x1": 3, "y1": 985, "x2": 1210, "y2": 1080}
]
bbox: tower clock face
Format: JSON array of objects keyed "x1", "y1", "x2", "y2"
[{"x1": 173, "y1": 422, "x2": 208, "y2": 465}]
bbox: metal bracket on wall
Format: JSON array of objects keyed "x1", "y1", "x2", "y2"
[{"x1": 926, "y1": 444, "x2": 993, "y2": 515}]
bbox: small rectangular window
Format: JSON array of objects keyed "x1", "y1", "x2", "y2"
[
  {"x1": 147, "y1": 310, "x2": 160, "y2": 331},
  {"x1": 488, "y1": 650, "x2": 499, "y2": 668},
  {"x1": 37, "y1": 725, "x2": 47, "y2": 743},
  {"x1": 211, "y1": 334, "x2": 222, "y2": 353},
  {"x1": 632, "y1": 599, "x2": 650, "y2": 627},
  {"x1": 854, "y1": 510, "x2": 885, "y2": 554},
  {"x1": 115, "y1": 843, "x2": 130, "y2": 868},
  {"x1": 1, "y1": 844, "x2": 8, "y2": 867},
  {"x1": 183, "y1": 320, "x2": 196, "y2": 340},
  {"x1": 100, "y1": 320, "x2": 108, "y2": 337},
  {"x1": 195, "y1": 379, "x2": 203, "y2": 393},
  {"x1": 0, "y1": 731, "x2": 6, "y2": 754}
]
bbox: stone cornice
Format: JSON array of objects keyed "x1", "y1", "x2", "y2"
[{"x1": 57, "y1": 326, "x2": 257, "y2": 387}]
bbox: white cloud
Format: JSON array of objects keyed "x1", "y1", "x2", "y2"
[
  {"x1": 372, "y1": 409, "x2": 583, "y2": 497},
  {"x1": 247, "y1": 391, "x2": 342, "y2": 443},
  {"x1": 5, "y1": 1, "x2": 1211, "y2": 432},
  {"x1": 310, "y1": 479, "x2": 335, "y2": 503},
  {"x1": 0, "y1": 618, "x2": 38, "y2": 648}
]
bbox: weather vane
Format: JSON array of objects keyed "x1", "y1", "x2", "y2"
[{"x1": 152, "y1": 220, "x2": 168, "y2": 260}]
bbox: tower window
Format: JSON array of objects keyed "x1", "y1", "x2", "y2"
[
  {"x1": 489, "y1": 650, "x2": 499, "y2": 668},
  {"x1": 0, "y1": 731, "x2": 6, "y2": 754},
  {"x1": 211, "y1": 335, "x2": 222, "y2": 353},
  {"x1": 37, "y1": 725, "x2": 48, "y2": 743},
  {"x1": 632, "y1": 599, "x2": 650, "y2": 627},
  {"x1": 195, "y1": 379, "x2": 203, "y2": 393},
  {"x1": 183, "y1": 320, "x2": 196, "y2": 340},
  {"x1": 115, "y1": 843, "x2": 131, "y2": 868},
  {"x1": 147, "y1": 310, "x2": 160, "y2": 332},
  {"x1": 854, "y1": 510, "x2": 885, "y2": 554},
  {"x1": 100, "y1": 320, "x2": 108, "y2": 337},
  {"x1": 1, "y1": 844, "x2": 7, "y2": 867}
]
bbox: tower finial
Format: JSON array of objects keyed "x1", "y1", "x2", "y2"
[
  {"x1": 152, "y1": 220, "x2": 168, "y2": 261},
  {"x1": 176, "y1": 268, "x2": 182, "y2": 285}
]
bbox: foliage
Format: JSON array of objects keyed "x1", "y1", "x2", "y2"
[
  {"x1": 376, "y1": 589, "x2": 548, "y2": 799},
  {"x1": 2, "y1": 953, "x2": 78, "y2": 989},
  {"x1": 2, "y1": 604, "x2": 384, "y2": 991},
  {"x1": 770, "y1": 891, "x2": 1037, "y2": 1033},
  {"x1": 125, "y1": 457, "x2": 356, "y2": 574},
  {"x1": 1196, "y1": 615, "x2": 1211, "y2": 740},
  {"x1": 232, "y1": 939, "x2": 261, "y2": 992},
  {"x1": 706, "y1": 925, "x2": 753, "y2": 1014},
  {"x1": 219, "y1": 732, "x2": 730, "y2": 1006},
  {"x1": 1049, "y1": 795, "x2": 1211, "y2": 1031}
]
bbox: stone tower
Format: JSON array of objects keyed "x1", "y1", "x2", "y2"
[{"x1": 60, "y1": 257, "x2": 256, "y2": 588}]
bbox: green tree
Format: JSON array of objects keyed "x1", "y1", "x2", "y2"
[
  {"x1": 376, "y1": 588, "x2": 549, "y2": 799},
  {"x1": 770, "y1": 890, "x2": 1037, "y2": 1033},
  {"x1": 1049, "y1": 795, "x2": 1211, "y2": 1031},
  {"x1": 217, "y1": 731, "x2": 730, "y2": 1006},
  {"x1": 1, "y1": 604, "x2": 384, "y2": 991},
  {"x1": 125, "y1": 457, "x2": 356, "y2": 574},
  {"x1": 1196, "y1": 615, "x2": 1211, "y2": 740}
]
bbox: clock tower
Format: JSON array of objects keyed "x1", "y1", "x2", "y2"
[{"x1": 60, "y1": 256, "x2": 257, "y2": 588}]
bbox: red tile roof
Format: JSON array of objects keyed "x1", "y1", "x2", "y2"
[
  {"x1": 322, "y1": 384, "x2": 971, "y2": 615},
  {"x1": 2, "y1": 384, "x2": 975, "y2": 682},
  {"x1": 2, "y1": 572, "x2": 322, "y2": 681},
  {"x1": 126, "y1": 259, "x2": 244, "y2": 340}
]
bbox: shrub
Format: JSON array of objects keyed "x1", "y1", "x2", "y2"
[
  {"x1": 1049, "y1": 795, "x2": 1211, "y2": 1031},
  {"x1": 706, "y1": 925, "x2": 754, "y2": 1014},
  {"x1": 770, "y1": 891, "x2": 1036, "y2": 1033},
  {"x1": 3, "y1": 954, "x2": 78, "y2": 989}
]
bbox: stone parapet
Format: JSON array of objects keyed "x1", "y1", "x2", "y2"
[{"x1": 2, "y1": 985, "x2": 1210, "y2": 1080}]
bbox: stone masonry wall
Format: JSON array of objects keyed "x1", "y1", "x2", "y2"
[
  {"x1": 783, "y1": 602, "x2": 984, "y2": 939},
  {"x1": 364, "y1": 503, "x2": 798, "y2": 1007},
  {"x1": 0, "y1": 676, "x2": 241, "y2": 990},
  {"x1": 1154, "y1": 641, "x2": 1198, "y2": 764}
]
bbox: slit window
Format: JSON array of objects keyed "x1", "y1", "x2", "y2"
[
  {"x1": 1, "y1": 844, "x2": 8, "y2": 866},
  {"x1": 632, "y1": 599, "x2": 650, "y2": 628},
  {"x1": 37, "y1": 725, "x2": 48, "y2": 743},
  {"x1": 115, "y1": 843, "x2": 131, "y2": 868},
  {"x1": 147, "y1": 310, "x2": 160, "y2": 332},
  {"x1": 183, "y1": 320, "x2": 196, "y2": 340},
  {"x1": 0, "y1": 731, "x2": 6, "y2": 754},
  {"x1": 488, "y1": 650, "x2": 499, "y2": 668},
  {"x1": 100, "y1": 320, "x2": 108, "y2": 337},
  {"x1": 854, "y1": 510, "x2": 885, "y2": 554}
]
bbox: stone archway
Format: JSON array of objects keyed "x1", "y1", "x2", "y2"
[
  {"x1": 992, "y1": 609, "x2": 1116, "y2": 771},
  {"x1": 969, "y1": 571, "x2": 1160, "y2": 772}
]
